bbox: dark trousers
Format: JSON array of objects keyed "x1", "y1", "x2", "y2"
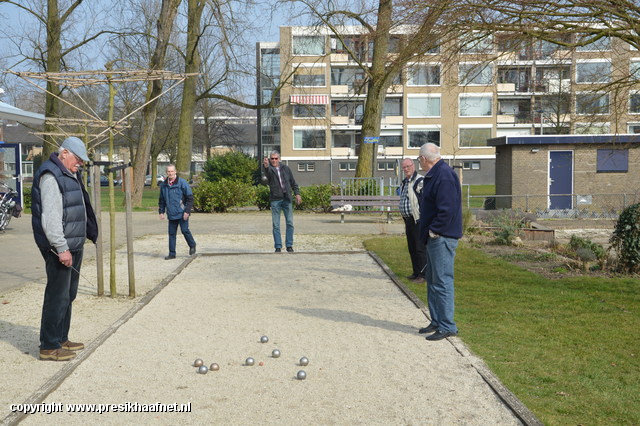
[
  {"x1": 39, "y1": 248, "x2": 83, "y2": 350},
  {"x1": 168, "y1": 217, "x2": 196, "y2": 256},
  {"x1": 403, "y1": 216, "x2": 427, "y2": 276}
]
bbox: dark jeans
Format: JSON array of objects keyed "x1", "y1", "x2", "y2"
[
  {"x1": 403, "y1": 216, "x2": 427, "y2": 276},
  {"x1": 168, "y1": 217, "x2": 196, "y2": 256},
  {"x1": 39, "y1": 248, "x2": 83, "y2": 350}
]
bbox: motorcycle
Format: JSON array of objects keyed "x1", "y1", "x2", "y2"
[{"x1": 0, "y1": 182, "x2": 21, "y2": 231}]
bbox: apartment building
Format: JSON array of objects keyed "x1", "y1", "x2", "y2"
[{"x1": 257, "y1": 26, "x2": 640, "y2": 186}]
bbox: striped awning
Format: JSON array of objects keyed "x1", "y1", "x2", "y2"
[{"x1": 290, "y1": 95, "x2": 329, "y2": 105}]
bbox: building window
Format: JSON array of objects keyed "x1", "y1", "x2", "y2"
[
  {"x1": 377, "y1": 161, "x2": 395, "y2": 171},
  {"x1": 631, "y1": 60, "x2": 640, "y2": 80},
  {"x1": 576, "y1": 92, "x2": 610, "y2": 115},
  {"x1": 576, "y1": 36, "x2": 611, "y2": 51},
  {"x1": 459, "y1": 63, "x2": 493, "y2": 85},
  {"x1": 293, "y1": 74, "x2": 326, "y2": 87},
  {"x1": 297, "y1": 162, "x2": 316, "y2": 172},
  {"x1": 407, "y1": 95, "x2": 441, "y2": 117},
  {"x1": 407, "y1": 64, "x2": 440, "y2": 86},
  {"x1": 630, "y1": 92, "x2": 640, "y2": 114},
  {"x1": 332, "y1": 132, "x2": 355, "y2": 148},
  {"x1": 408, "y1": 129, "x2": 440, "y2": 148},
  {"x1": 462, "y1": 161, "x2": 481, "y2": 170},
  {"x1": 575, "y1": 123, "x2": 611, "y2": 134},
  {"x1": 576, "y1": 60, "x2": 611, "y2": 83},
  {"x1": 459, "y1": 127, "x2": 492, "y2": 147},
  {"x1": 459, "y1": 94, "x2": 492, "y2": 117},
  {"x1": 292, "y1": 35, "x2": 324, "y2": 55},
  {"x1": 380, "y1": 133, "x2": 402, "y2": 147},
  {"x1": 382, "y1": 98, "x2": 402, "y2": 117},
  {"x1": 293, "y1": 104, "x2": 326, "y2": 118},
  {"x1": 628, "y1": 123, "x2": 640, "y2": 133},
  {"x1": 331, "y1": 67, "x2": 366, "y2": 88},
  {"x1": 294, "y1": 129, "x2": 326, "y2": 149},
  {"x1": 597, "y1": 149, "x2": 628, "y2": 172},
  {"x1": 461, "y1": 32, "x2": 493, "y2": 53},
  {"x1": 339, "y1": 162, "x2": 356, "y2": 171}
]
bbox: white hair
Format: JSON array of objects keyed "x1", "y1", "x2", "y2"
[{"x1": 419, "y1": 143, "x2": 441, "y2": 162}]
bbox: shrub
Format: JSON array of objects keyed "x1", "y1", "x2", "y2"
[
  {"x1": 298, "y1": 184, "x2": 338, "y2": 212},
  {"x1": 610, "y1": 202, "x2": 640, "y2": 273},
  {"x1": 202, "y1": 151, "x2": 258, "y2": 185},
  {"x1": 22, "y1": 186, "x2": 32, "y2": 210},
  {"x1": 255, "y1": 184, "x2": 271, "y2": 210},
  {"x1": 490, "y1": 211, "x2": 525, "y2": 245},
  {"x1": 192, "y1": 178, "x2": 256, "y2": 213},
  {"x1": 568, "y1": 235, "x2": 606, "y2": 263}
]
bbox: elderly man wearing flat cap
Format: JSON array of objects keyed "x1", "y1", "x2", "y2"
[{"x1": 31, "y1": 137, "x2": 98, "y2": 361}]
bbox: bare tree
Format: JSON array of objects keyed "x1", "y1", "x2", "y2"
[{"x1": 284, "y1": 0, "x2": 471, "y2": 177}]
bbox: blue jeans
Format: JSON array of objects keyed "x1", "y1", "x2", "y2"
[
  {"x1": 39, "y1": 248, "x2": 83, "y2": 350},
  {"x1": 423, "y1": 236, "x2": 458, "y2": 334},
  {"x1": 271, "y1": 199, "x2": 294, "y2": 249},
  {"x1": 168, "y1": 217, "x2": 196, "y2": 256}
]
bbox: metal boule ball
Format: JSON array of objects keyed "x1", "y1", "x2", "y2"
[
  {"x1": 296, "y1": 370, "x2": 307, "y2": 380},
  {"x1": 193, "y1": 358, "x2": 204, "y2": 367},
  {"x1": 272, "y1": 349, "x2": 281, "y2": 358},
  {"x1": 299, "y1": 356, "x2": 309, "y2": 366},
  {"x1": 198, "y1": 365, "x2": 208, "y2": 374},
  {"x1": 245, "y1": 357, "x2": 255, "y2": 366},
  {"x1": 210, "y1": 363, "x2": 220, "y2": 371},
  {"x1": 260, "y1": 335, "x2": 269, "y2": 343}
]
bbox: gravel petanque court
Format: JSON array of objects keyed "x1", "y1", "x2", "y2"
[{"x1": 17, "y1": 250, "x2": 520, "y2": 425}]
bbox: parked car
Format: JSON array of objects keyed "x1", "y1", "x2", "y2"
[{"x1": 145, "y1": 175, "x2": 165, "y2": 186}]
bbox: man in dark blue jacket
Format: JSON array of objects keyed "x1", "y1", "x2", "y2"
[
  {"x1": 417, "y1": 143, "x2": 463, "y2": 341},
  {"x1": 32, "y1": 137, "x2": 98, "y2": 361},
  {"x1": 158, "y1": 164, "x2": 196, "y2": 260}
]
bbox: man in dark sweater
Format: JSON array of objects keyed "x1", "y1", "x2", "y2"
[
  {"x1": 262, "y1": 151, "x2": 301, "y2": 252},
  {"x1": 417, "y1": 142, "x2": 463, "y2": 341}
]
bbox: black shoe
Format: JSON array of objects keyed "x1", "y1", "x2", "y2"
[
  {"x1": 407, "y1": 273, "x2": 419, "y2": 280},
  {"x1": 189, "y1": 246, "x2": 196, "y2": 255},
  {"x1": 425, "y1": 330, "x2": 458, "y2": 341},
  {"x1": 418, "y1": 324, "x2": 438, "y2": 334},
  {"x1": 275, "y1": 248, "x2": 281, "y2": 253},
  {"x1": 286, "y1": 247, "x2": 294, "y2": 253},
  {"x1": 164, "y1": 255, "x2": 176, "y2": 260}
]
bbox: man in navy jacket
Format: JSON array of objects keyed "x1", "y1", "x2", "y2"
[
  {"x1": 417, "y1": 143, "x2": 463, "y2": 341},
  {"x1": 159, "y1": 164, "x2": 196, "y2": 259}
]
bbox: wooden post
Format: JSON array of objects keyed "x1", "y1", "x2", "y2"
[
  {"x1": 92, "y1": 164, "x2": 104, "y2": 296},
  {"x1": 107, "y1": 74, "x2": 117, "y2": 298},
  {"x1": 124, "y1": 166, "x2": 136, "y2": 297}
]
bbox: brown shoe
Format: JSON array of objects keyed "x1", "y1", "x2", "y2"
[
  {"x1": 411, "y1": 277, "x2": 426, "y2": 284},
  {"x1": 61, "y1": 340, "x2": 84, "y2": 351},
  {"x1": 40, "y1": 348, "x2": 77, "y2": 361}
]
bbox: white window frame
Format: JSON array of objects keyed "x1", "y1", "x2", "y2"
[
  {"x1": 406, "y1": 125, "x2": 441, "y2": 148},
  {"x1": 458, "y1": 124, "x2": 493, "y2": 149},
  {"x1": 575, "y1": 91, "x2": 610, "y2": 115},
  {"x1": 406, "y1": 63, "x2": 441, "y2": 86},
  {"x1": 459, "y1": 94, "x2": 493, "y2": 117},
  {"x1": 292, "y1": 35, "x2": 325, "y2": 56},
  {"x1": 458, "y1": 62, "x2": 494, "y2": 86},
  {"x1": 407, "y1": 94, "x2": 441, "y2": 118},
  {"x1": 293, "y1": 126, "x2": 327, "y2": 150},
  {"x1": 576, "y1": 59, "x2": 612, "y2": 84}
]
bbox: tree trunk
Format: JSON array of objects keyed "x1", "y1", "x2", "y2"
[
  {"x1": 131, "y1": 0, "x2": 181, "y2": 207},
  {"x1": 355, "y1": 0, "x2": 393, "y2": 178},
  {"x1": 176, "y1": 0, "x2": 205, "y2": 180},
  {"x1": 43, "y1": 0, "x2": 63, "y2": 158}
]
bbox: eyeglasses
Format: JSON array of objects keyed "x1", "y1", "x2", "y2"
[
  {"x1": 72, "y1": 153, "x2": 84, "y2": 164},
  {"x1": 269, "y1": 157, "x2": 279, "y2": 160}
]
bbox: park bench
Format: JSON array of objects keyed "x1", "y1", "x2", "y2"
[{"x1": 330, "y1": 195, "x2": 400, "y2": 223}]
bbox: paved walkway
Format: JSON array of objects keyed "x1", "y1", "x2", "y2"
[{"x1": 0, "y1": 211, "x2": 540, "y2": 425}]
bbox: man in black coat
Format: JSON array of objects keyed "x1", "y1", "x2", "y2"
[{"x1": 262, "y1": 151, "x2": 302, "y2": 252}]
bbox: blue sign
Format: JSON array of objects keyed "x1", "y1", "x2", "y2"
[{"x1": 363, "y1": 136, "x2": 379, "y2": 144}]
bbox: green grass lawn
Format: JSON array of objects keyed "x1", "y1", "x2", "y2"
[
  {"x1": 463, "y1": 184, "x2": 495, "y2": 209},
  {"x1": 95, "y1": 187, "x2": 160, "y2": 212},
  {"x1": 363, "y1": 236, "x2": 639, "y2": 425}
]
